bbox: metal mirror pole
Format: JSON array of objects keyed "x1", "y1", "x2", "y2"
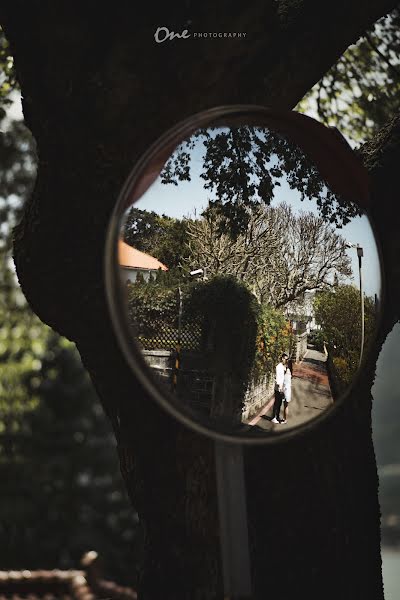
[{"x1": 215, "y1": 441, "x2": 252, "y2": 599}]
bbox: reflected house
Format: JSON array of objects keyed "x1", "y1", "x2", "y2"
[
  {"x1": 286, "y1": 291, "x2": 319, "y2": 335},
  {"x1": 285, "y1": 291, "x2": 319, "y2": 363},
  {"x1": 118, "y1": 240, "x2": 168, "y2": 283}
]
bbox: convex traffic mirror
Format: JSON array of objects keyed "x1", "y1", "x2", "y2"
[{"x1": 106, "y1": 106, "x2": 383, "y2": 444}]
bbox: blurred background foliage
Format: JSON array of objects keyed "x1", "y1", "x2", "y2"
[
  {"x1": 0, "y1": 27, "x2": 143, "y2": 584},
  {"x1": 296, "y1": 7, "x2": 400, "y2": 144}
]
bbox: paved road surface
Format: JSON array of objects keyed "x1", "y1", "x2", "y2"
[{"x1": 248, "y1": 347, "x2": 333, "y2": 433}]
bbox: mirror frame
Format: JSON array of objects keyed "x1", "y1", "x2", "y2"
[{"x1": 105, "y1": 105, "x2": 385, "y2": 445}]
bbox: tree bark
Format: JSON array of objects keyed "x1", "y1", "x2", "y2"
[{"x1": 1, "y1": 1, "x2": 399, "y2": 598}]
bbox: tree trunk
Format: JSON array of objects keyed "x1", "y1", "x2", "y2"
[{"x1": 1, "y1": 2, "x2": 399, "y2": 598}]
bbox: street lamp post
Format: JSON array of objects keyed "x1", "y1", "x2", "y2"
[
  {"x1": 346, "y1": 243, "x2": 364, "y2": 368},
  {"x1": 357, "y1": 245, "x2": 364, "y2": 368},
  {"x1": 190, "y1": 267, "x2": 207, "y2": 280},
  {"x1": 190, "y1": 263, "x2": 251, "y2": 597}
]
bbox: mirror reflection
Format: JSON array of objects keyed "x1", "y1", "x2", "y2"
[{"x1": 117, "y1": 124, "x2": 381, "y2": 435}]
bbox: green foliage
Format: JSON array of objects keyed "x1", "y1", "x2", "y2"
[
  {"x1": 0, "y1": 232, "x2": 142, "y2": 583},
  {"x1": 0, "y1": 281, "x2": 48, "y2": 435},
  {"x1": 187, "y1": 277, "x2": 294, "y2": 391},
  {"x1": 331, "y1": 353, "x2": 359, "y2": 389},
  {"x1": 313, "y1": 284, "x2": 376, "y2": 357},
  {"x1": 254, "y1": 304, "x2": 293, "y2": 380},
  {"x1": 128, "y1": 273, "x2": 293, "y2": 387},
  {"x1": 0, "y1": 26, "x2": 17, "y2": 118},
  {"x1": 0, "y1": 213, "x2": 143, "y2": 582},
  {"x1": 126, "y1": 275, "x2": 201, "y2": 350},
  {"x1": 127, "y1": 274, "x2": 292, "y2": 423},
  {"x1": 128, "y1": 274, "x2": 260, "y2": 381},
  {"x1": 0, "y1": 330, "x2": 143, "y2": 583},
  {"x1": 127, "y1": 277, "x2": 182, "y2": 330},
  {"x1": 123, "y1": 207, "x2": 191, "y2": 269},
  {"x1": 0, "y1": 120, "x2": 36, "y2": 208},
  {"x1": 307, "y1": 329, "x2": 325, "y2": 352},
  {"x1": 187, "y1": 276, "x2": 259, "y2": 384},
  {"x1": 161, "y1": 127, "x2": 359, "y2": 237},
  {"x1": 0, "y1": 251, "x2": 143, "y2": 584},
  {"x1": 313, "y1": 284, "x2": 377, "y2": 391},
  {"x1": 297, "y1": 8, "x2": 400, "y2": 143}
]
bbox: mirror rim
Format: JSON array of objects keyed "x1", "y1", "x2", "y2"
[{"x1": 105, "y1": 104, "x2": 385, "y2": 445}]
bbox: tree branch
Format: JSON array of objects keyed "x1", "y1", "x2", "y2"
[{"x1": 364, "y1": 31, "x2": 400, "y2": 78}]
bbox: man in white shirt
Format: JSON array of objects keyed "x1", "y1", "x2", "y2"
[{"x1": 272, "y1": 353, "x2": 288, "y2": 424}]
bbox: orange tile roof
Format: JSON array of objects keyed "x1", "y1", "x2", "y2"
[{"x1": 118, "y1": 240, "x2": 168, "y2": 271}]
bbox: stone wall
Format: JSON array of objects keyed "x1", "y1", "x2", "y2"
[
  {"x1": 241, "y1": 373, "x2": 275, "y2": 421},
  {"x1": 142, "y1": 349, "x2": 214, "y2": 416},
  {"x1": 295, "y1": 332, "x2": 308, "y2": 362},
  {"x1": 142, "y1": 349, "x2": 173, "y2": 387}
]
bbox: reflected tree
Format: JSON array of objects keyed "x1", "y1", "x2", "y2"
[
  {"x1": 123, "y1": 207, "x2": 191, "y2": 269},
  {"x1": 313, "y1": 284, "x2": 377, "y2": 394},
  {"x1": 160, "y1": 126, "x2": 361, "y2": 236},
  {"x1": 187, "y1": 203, "x2": 352, "y2": 307}
]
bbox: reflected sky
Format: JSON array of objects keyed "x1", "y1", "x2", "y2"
[{"x1": 135, "y1": 134, "x2": 381, "y2": 298}]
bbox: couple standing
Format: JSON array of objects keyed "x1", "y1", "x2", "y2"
[{"x1": 271, "y1": 352, "x2": 292, "y2": 424}]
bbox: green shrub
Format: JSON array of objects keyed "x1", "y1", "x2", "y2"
[
  {"x1": 254, "y1": 304, "x2": 293, "y2": 380},
  {"x1": 185, "y1": 275, "x2": 260, "y2": 388},
  {"x1": 331, "y1": 350, "x2": 359, "y2": 390},
  {"x1": 308, "y1": 329, "x2": 325, "y2": 351}
]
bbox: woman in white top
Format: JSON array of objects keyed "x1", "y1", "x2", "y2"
[
  {"x1": 271, "y1": 352, "x2": 288, "y2": 424},
  {"x1": 282, "y1": 359, "x2": 292, "y2": 424}
]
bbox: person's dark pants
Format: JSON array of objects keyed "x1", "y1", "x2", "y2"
[{"x1": 273, "y1": 388, "x2": 284, "y2": 420}]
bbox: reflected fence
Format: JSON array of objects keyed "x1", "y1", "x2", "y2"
[{"x1": 129, "y1": 279, "x2": 308, "y2": 422}]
